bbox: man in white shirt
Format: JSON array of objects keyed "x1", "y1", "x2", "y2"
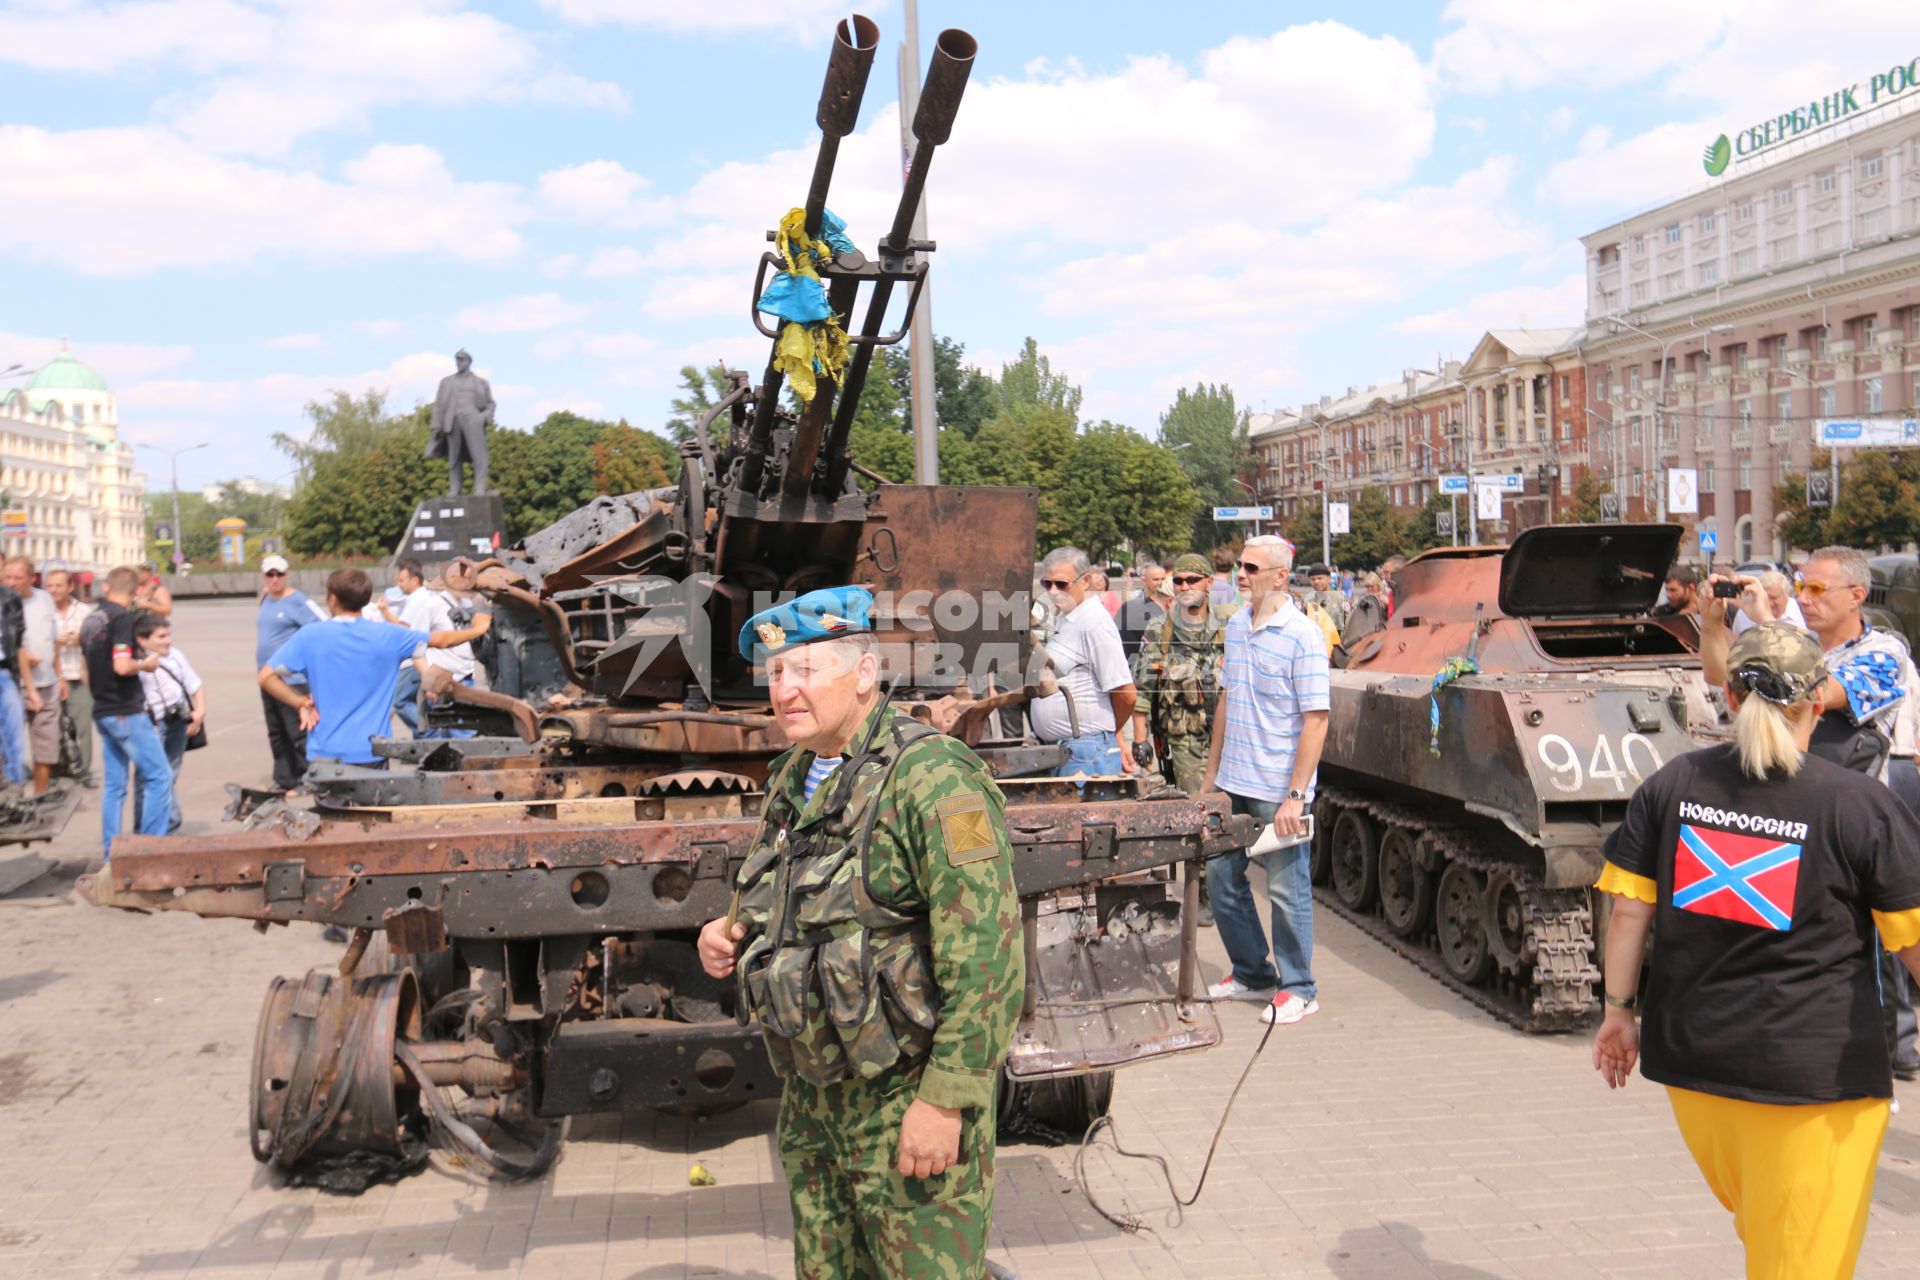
[
  {"x1": 1030, "y1": 547, "x2": 1138, "y2": 778},
  {"x1": 383, "y1": 557, "x2": 476, "y2": 737},
  {"x1": 3, "y1": 556, "x2": 62, "y2": 794}
]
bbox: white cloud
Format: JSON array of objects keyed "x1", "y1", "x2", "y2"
[
  {"x1": 538, "y1": 0, "x2": 888, "y2": 39},
  {"x1": 0, "y1": 332, "x2": 194, "y2": 383},
  {"x1": 0, "y1": 128, "x2": 525, "y2": 274},
  {"x1": 536, "y1": 160, "x2": 669, "y2": 228},
  {"x1": 355, "y1": 318, "x2": 406, "y2": 338},
  {"x1": 581, "y1": 247, "x2": 646, "y2": 278},
  {"x1": 1394, "y1": 273, "x2": 1589, "y2": 345},
  {"x1": 1541, "y1": 122, "x2": 1708, "y2": 210},
  {"x1": 580, "y1": 333, "x2": 660, "y2": 360},
  {"x1": 527, "y1": 394, "x2": 608, "y2": 420},
  {"x1": 1434, "y1": 0, "x2": 1737, "y2": 94},
  {"x1": 262, "y1": 333, "x2": 324, "y2": 351},
  {"x1": 453, "y1": 293, "x2": 592, "y2": 334},
  {"x1": 0, "y1": 1, "x2": 273, "y2": 74}
]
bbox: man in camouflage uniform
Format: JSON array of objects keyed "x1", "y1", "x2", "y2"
[
  {"x1": 699, "y1": 585, "x2": 1023, "y2": 1279},
  {"x1": 1306, "y1": 564, "x2": 1349, "y2": 631},
  {"x1": 1130, "y1": 553, "x2": 1226, "y2": 795}
]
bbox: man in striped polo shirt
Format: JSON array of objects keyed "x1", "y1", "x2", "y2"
[{"x1": 1202, "y1": 534, "x2": 1331, "y2": 1025}]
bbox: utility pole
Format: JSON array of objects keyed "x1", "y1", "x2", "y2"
[
  {"x1": 900, "y1": 0, "x2": 938, "y2": 484},
  {"x1": 136, "y1": 441, "x2": 208, "y2": 573}
]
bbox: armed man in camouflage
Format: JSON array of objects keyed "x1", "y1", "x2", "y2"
[
  {"x1": 1130, "y1": 553, "x2": 1226, "y2": 796},
  {"x1": 698, "y1": 585, "x2": 1023, "y2": 1279}
]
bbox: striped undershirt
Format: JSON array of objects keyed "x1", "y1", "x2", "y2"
[{"x1": 803, "y1": 756, "x2": 844, "y2": 804}]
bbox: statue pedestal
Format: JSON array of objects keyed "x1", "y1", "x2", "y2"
[{"x1": 401, "y1": 493, "x2": 506, "y2": 562}]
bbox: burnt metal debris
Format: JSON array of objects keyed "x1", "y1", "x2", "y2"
[
  {"x1": 89, "y1": 15, "x2": 1250, "y2": 1190},
  {"x1": 1314, "y1": 523, "x2": 1718, "y2": 1030}
]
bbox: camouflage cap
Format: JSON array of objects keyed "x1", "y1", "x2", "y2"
[
  {"x1": 1170, "y1": 553, "x2": 1212, "y2": 577},
  {"x1": 1726, "y1": 621, "x2": 1828, "y2": 705}
]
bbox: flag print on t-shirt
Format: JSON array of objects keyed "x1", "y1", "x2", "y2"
[{"x1": 1671, "y1": 822, "x2": 1802, "y2": 931}]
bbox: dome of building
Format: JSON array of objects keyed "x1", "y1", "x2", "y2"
[{"x1": 27, "y1": 349, "x2": 109, "y2": 393}]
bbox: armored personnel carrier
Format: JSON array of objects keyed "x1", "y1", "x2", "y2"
[
  {"x1": 1312, "y1": 523, "x2": 1716, "y2": 1030},
  {"x1": 88, "y1": 15, "x2": 1247, "y2": 1190}
]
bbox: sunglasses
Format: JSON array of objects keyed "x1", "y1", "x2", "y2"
[
  {"x1": 1794, "y1": 580, "x2": 1851, "y2": 598},
  {"x1": 263, "y1": 570, "x2": 286, "y2": 578},
  {"x1": 1170, "y1": 574, "x2": 1207, "y2": 586},
  {"x1": 1236, "y1": 560, "x2": 1274, "y2": 575},
  {"x1": 1734, "y1": 663, "x2": 1822, "y2": 706}
]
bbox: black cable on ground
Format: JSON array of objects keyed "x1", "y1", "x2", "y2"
[{"x1": 1072, "y1": 1014, "x2": 1277, "y2": 1235}]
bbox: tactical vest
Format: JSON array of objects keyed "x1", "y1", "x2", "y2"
[
  {"x1": 734, "y1": 714, "x2": 945, "y2": 1086},
  {"x1": 1146, "y1": 615, "x2": 1224, "y2": 739}
]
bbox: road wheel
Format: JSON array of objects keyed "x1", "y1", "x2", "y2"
[
  {"x1": 1330, "y1": 808, "x2": 1378, "y2": 912},
  {"x1": 1484, "y1": 870, "x2": 1532, "y2": 975},
  {"x1": 1377, "y1": 827, "x2": 1433, "y2": 939},
  {"x1": 1435, "y1": 862, "x2": 1495, "y2": 985},
  {"x1": 1309, "y1": 795, "x2": 1336, "y2": 885}
]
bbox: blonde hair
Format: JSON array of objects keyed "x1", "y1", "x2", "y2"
[{"x1": 1732, "y1": 689, "x2": 1814, "y2": 779}]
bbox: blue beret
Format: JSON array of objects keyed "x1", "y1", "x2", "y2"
[{"x1": 738, "y1": 585, "x2": 875, "y2": 662}]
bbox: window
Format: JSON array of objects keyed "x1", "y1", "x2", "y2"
[
  {"x1": 1702, "y1": 462, "x2": 1716, "y2": 489},
  {"x1": 1772, "y1": 335, "x2": 1789, "y2": 365},
  {"x1": 1859, "y1": 315, "x2": 1877, "y2": 347},
  {"x1": 1735, "y1": 198, "x2": 1754, "y2": 222},
  {"x1": 1740, "y1": 459, "x2": 1753, "y2": 490},
  {"x1": 1815, "y1": 168, "x2": 1837, "y2": 194},
  {"x1": 1771, "y1": 234, "x2": 1797, "y2": 264},
  {"x1": 1814, "y1": 328, "x2": 1831, "y2": 358},
  {"x1": 1774, "y1": 184, "x2": 1795, "y2": 209},
  {"x1": 1861, "y1": 151, "x2": 1884, "y2": 180},
  {"x1": 1776, "y1": 392, "x2": 1792, "y2": 421},
  {"x1": 1598, "y1": 244, "x2": 1619, "y2": 266},
  {"x1": 1560, "y1": 375, "x2": 1570, "y2": 402},
  {"x1": 1599, "y1": 288, "x2": 1620, "y2": 312},
  {"x1": 1628, "y1": 367, "x2": 1642, "y2": 394},
  {"x1": 1866, "y1": 376, "x2": 1884, "y2": 414},
  {"x1": 1632, "y1": 233, "x2": 1647, "y2": 255},
  {"x1": 1819, "y1": 386, "x2": 1837, "y2": 416},
  {"x1": 1911, "y1": 309, "x2": 1920, "y2": 341},
  {"x1": 1665, "y1": 222, "x2": 1682, "y2": 245},
  {"x1": 1739, "y1": 399, "x2": 1753, "y2": 427},
  {"x1": 1698, "y1": 211, "x2": 1716, "y2": 234},
  {"x1": 1812, "y1": 223, "x2": 1842, "y2": 252},
  {"x1": 1734, "y1": 247, "x2": 1758, "y2": 275},
  {"x1": 1697, "y1": 261, "x2": 1719, "y2": 285},
  {"x1": 1859, "y1": 208, "x2": 1888, "y2": 239},
  {"x1": 1630, "y1": 415, "x2": 1642, "y2": 444},
  {"x1": 1661, "y1": 270, "x2": 1685, "y2": 295},
  {"x1": 1630, "y1": 280, "x2": 1651, "y2": 304},
  {"x1": 1632, "y1": 472, "x2": 1642, "y2": 498},
  {"x1": 1597, "y1": 370, "x2": 1611, "y2": 400},
  {"x1": 1913, "y1": 373, "x2": 1920, "y2": 407},
  {"x1": 72, "y1": 405, "x2": 84, "y2": 424}
]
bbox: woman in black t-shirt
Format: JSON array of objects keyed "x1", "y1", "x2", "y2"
[{"x1": 1594, "y1": 622, "x2": 1920, "y2": 1278}]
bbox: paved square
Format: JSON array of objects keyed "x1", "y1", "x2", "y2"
[{"x1": 3, "y1": 599, "x2": 1917, "y2": 1278}]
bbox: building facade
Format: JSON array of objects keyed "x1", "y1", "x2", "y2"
[
  {"x1": 1580, "y1": 104, "x2": 1920, "y2": 561},
  {"x1": 0, "y1": 346, "x2": 148, "y2": 571}
]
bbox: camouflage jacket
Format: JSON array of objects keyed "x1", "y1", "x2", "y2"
[
  {"x1": 734, "y1": 701, "x2": 1022, "y2": 1110},
  {"x1": 1132, "y1": 606, "x2": 1227, "y2": 737}
]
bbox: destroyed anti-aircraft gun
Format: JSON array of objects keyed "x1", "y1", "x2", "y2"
[{"x1": 89, "y1": 15, "x2": 1251, "y2": 1192}]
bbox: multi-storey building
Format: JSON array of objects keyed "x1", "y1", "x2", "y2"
[
  {"x1": 0, "y1": 346, "x2": 148, "y2": 571},
  {"x1": 1251, "y1": 329, "x2": 1593, "y2": 541},
  {"x1": 1580, "y1": 101, "x2": 1920, "y2": 561}
]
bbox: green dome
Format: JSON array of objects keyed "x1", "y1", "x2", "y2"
[{"x1": 27, "y1": 351, "x2": 108, "y2": 393}]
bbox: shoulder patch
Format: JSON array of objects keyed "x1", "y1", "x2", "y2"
[{"x1": 936, "y1": 793, "x2": 997, "y2": 866}]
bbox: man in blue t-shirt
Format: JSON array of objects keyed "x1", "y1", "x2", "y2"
[
  {"x1": 258, "y1": 568, "x2": 489, "y2": 769},
  {"x1": 256, "y1": 555, "x2": 328, "y2": 790}
]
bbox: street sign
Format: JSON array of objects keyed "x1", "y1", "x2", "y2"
[
  {"x1": 1475, "y1": 485, "x2": 1502, "y2": 521},
  {"x1": 1438, "y1": 474, "x2": 1470, "y2": 495},
  {"x1": 1667, "y1": 467, "x2": 1699, "y2": 515},
  {"x1": 1599, "y1": 492, "x2": 1621, "y2": 522},
  {"x1": 1474, "y1": 473, "x2": 1524, "y2": 492},
  {"x1": 1815, "y1": 418, "x2": 1920, "y2": 448},
  {"x1": 1327, "y1": 502, "x2": 1350, "y2": 536},
  {"x1": 1211, "y1": 506, "x2": 1273, "y2": 521},
  {"x1": 1435, "y1": 511, "x2": 1454, "y2": 537},
  {"x1": 1, "y1": 510, "x2": 25, "y2": 539},
  {"x1": 153, "y1": 522, "x2": 173, "y2": 544},
  {"x1": 1698, "y1": 530, "x2": 1718, "y2": 555},
  {"x1": 1808, "y1": 470, "x2": 1832, "y2": 507}
]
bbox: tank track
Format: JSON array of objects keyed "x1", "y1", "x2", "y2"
[{"x1": 1315, "y1": 786, "x2": 1599, "y2": 1033}]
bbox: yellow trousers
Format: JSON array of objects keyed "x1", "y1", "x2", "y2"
[{"x1": 1666, "y1": 1086, "x2": 1891, "y2": 1279}]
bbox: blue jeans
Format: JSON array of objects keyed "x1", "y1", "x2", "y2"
[
  {"x1": 97, "y1": 713, "x2": 173, "y2": 856},
  {"x1": 420, "y1": 675, "x2": 477, "y2": 739},
  {"x1": 391, "y1": 665, "x2": 422, "y2": 734},
  {"x1": 1208, "y1": 792, "x2": 1317, "y2": 1000},
  {"x1": 0, "y1": 669, "x2": 28, "y2": 785},
  {"x1": 133, "y1": 714, "x2": 187, "y2": 834},
  {"x1": 1054, "y1": 730, "x2": 1121, "y2": 778}
]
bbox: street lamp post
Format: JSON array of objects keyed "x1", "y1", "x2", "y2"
[
  {"x1": 1773, "y1": 363, "x2": 1840, "y2": 512},
  {"x1": 136, "y1": 441, "x2": 209, "y2": 574},
  {"x1": 1605, "y1": 317, "x2": 1732, "y2": 523}
]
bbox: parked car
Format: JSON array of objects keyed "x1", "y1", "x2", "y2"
[{"x1": 1866, "y1": 554, "x2": 1920, "y2": 653}]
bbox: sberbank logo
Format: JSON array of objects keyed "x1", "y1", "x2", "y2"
[{"x1": 1702, "y1": 134, "x2": 1731, "y2": 176}]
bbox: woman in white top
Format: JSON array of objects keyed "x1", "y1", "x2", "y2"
[{"x1": 132, "y1": 611, "x2": 203, "y2": 834}]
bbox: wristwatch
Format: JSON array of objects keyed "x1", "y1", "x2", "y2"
[{"x1": 1285, "y1": 788, "x2": 1307, "y2": 801}]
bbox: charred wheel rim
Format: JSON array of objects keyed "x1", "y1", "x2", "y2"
[
  {"x1": 1329, "y1": 808, "x2": 1378, "y2": 912},
  {"x1": 1484, "y1": 871, "x2": 1531, "y2": 974},
  {"x1": 1377, "y1": 827, "x2": 1432, "y2": 939},
  {"x1": 1308, "y1": 796, "x2": 1336, "y2": 886},
  {"x1": 1435, "y1": 863, "x2": 1494, "y2": 985}
]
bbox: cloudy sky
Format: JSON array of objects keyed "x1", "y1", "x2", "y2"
[{"x1": 4, "y1": 0, "x2": 1916, "y2": 491}]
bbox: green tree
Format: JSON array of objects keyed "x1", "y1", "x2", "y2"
[
  {"x1": 1330, "y1": 486, "x2": 1419, "y2": 570},
  {"x1": 1159, "y1": 383, "x2": 1250, "y2": 549},
  {"x1": 666, "y1": 363, "x2": 736, "y2": 444},
  {"x1": 1281, "y1": 502, "x2": 1324, "y2": 567},
  {"x1": 1561, "y1": 471, "x2": 1609, "y2": 524},
  {"x1": 1826, "y1": 448, "x2": 1920, "y2": 551},
  {"x1": 276, "y1": 390, "x2": 397, "y2": 481},
  {"x1": 1416, "y1": 489, "x2": 1461, "y2": 549},
  {"x1": 591, "y1": 421, "x2": 673, "y2": 495},
  {"x1": 282, "y1": 400, "x2": 444, "y2": 558},
  {"x1": 934, "y1": 335, "x2": 999, "y2": 438},
  {"x1": 1045, "y1": 425, "x2": 1199, "y2": 564},
  {"x1": 998, "y1": 337, "x2": 1083, "y2": 420},
  {"x1": 1775, "y1": 465, "x2": 1831, "y2": 555}
]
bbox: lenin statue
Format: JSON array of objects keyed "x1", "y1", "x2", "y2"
[{"x1": 429, "y1": 349, "x2": 495, "y2": 496}]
